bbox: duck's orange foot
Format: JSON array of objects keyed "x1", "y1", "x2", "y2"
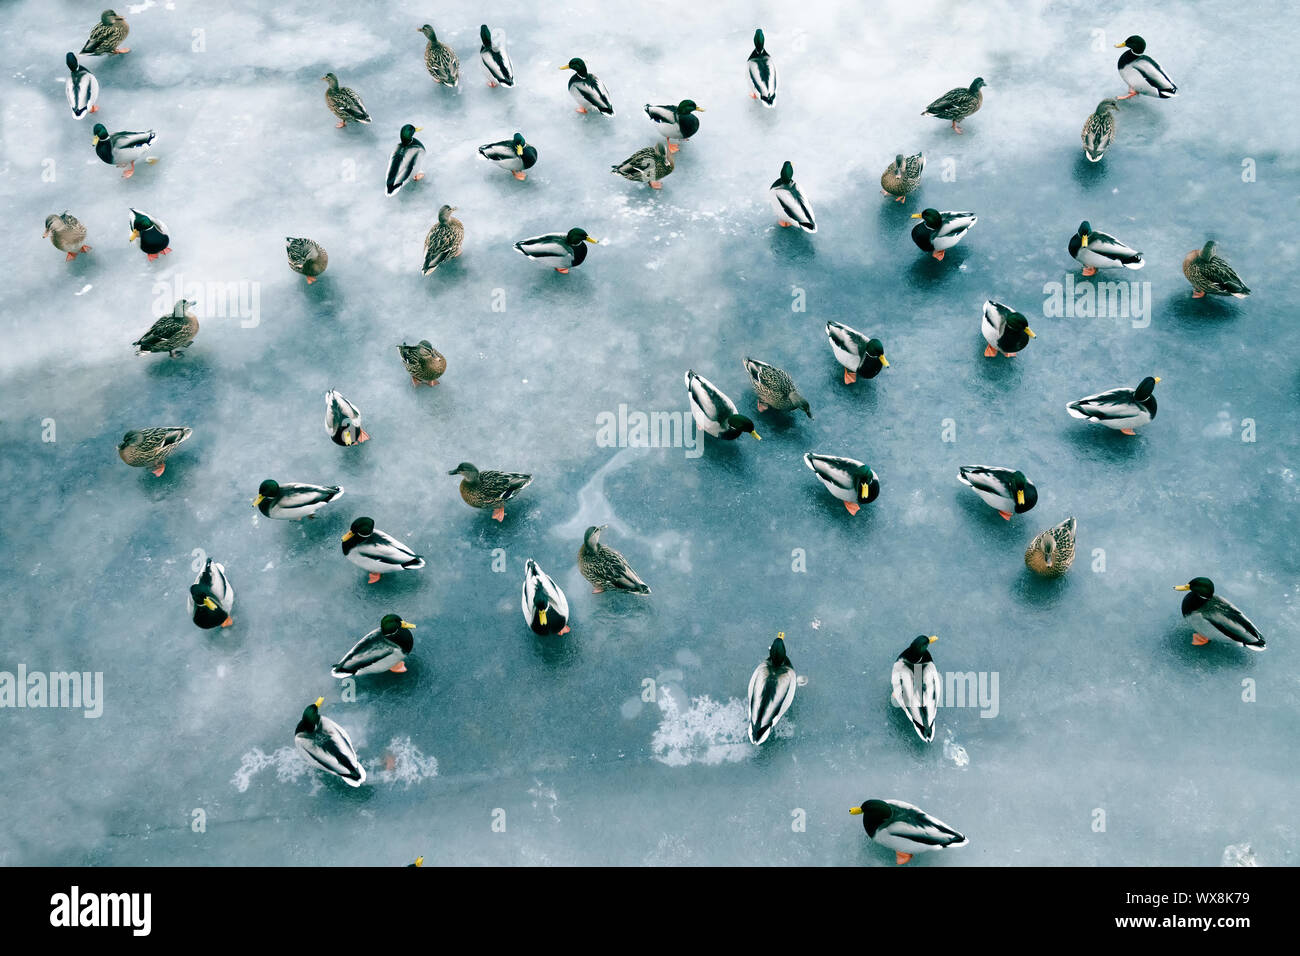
[
  {"x1": 80, "y1": 245, "x2": 92, "y2": 253},
  {"x1": 151, "y1": 463, "x2": 166, "y2": 477},
  {"x1": 357, "y1": 429, "x2": 370, "y2": 443},
  {"x1": 591, "y1": 586, "x2": 604, "y2": 594},
  {"x1": 389, "y1": 661, "x2": 408, "y2": 673},
  {"x1": 951, "y1": 122, "x2": 964, "y2": 134},
  {"x1": 984, "y1": 344, "x2": 998, "y2": 357},
  {"x1": 844, "y1": 369, "x2": 857, "y2": 385},
  {"x1": 554, "y1": 267, "x2": 569, "y2": 274},
  {"x1": 1118, "y1": 90, "x2": 1139, "y2": 100},
  {"x1": 1120, "y1": 428, "x2": 1137, "y2": 435},
  {"x1": 162, "y1": 247, "x2": 171, "y2": 255},
  {"x1": 336, "y1": 121, "x2": 346, "y2": 128},
  {"x1": 66, "y1": 252, "x2": 77, "y2": 261},
  {"x1": 1081, "y1": 266, "x2": 1098, "y2": 276},
  {"x1": 750, "y1": 92, "x2": 758, "y2": 99},
  {"x1": 575, "y1": 107, "x2": 588, "y2": 114},
  {"x1": 559, "y1": 625, "x2": 571, "y2": 635},
  {"x1": 90, "y1": 105, "x2": 99, "y2": 113},
  {"x1": 122, "y1": 164, "x2": 134, "y2": 178},
  {"x1": 844, "y1": 501, "x2": 861, "y2": 516},
  {"x1": 778, "y1": 220, "x2": 793, "y2": 227},
  {"x1": 649, "y1": 181, "x2": 662, "y2": 189},
  {"x1": 492, "y1": 507, "x2": 506, "y2": 521},
  {"x1": 411, "y1": 377, "x2": 421, "y2": 387},
  {"x1": 513, "y1": 171, "x2": 526, "y2": 180},
  {"x1": 1192, "y1": 290, "x2": 1206, "y2": 298},
  {"x1": 895, "y1": 852, "x2": 913, "y2": 865},
  {"x1": 384, "y1": 753, "x2": 396, "y2": 771},
  {"x1": 114, "y1": 47, "x2": 130, "y2": 54},
  {"x1": 1005, "y1": 352, "x2": 1018, "y2": 357},
  {"x1": 428, "y1": 379, "x2": 439, "y2": 386},
  {"x1": 367, "y1": 572, "x2": 383, "y2": 584},
  {"x1": 895, "y1": 195, "x2": 906, "y2": 202},
  {"x1": 147, "y1": 253, "x2": 160, "y2": 261},
  {"x1": 413, "y1": 172, "x2": 425, "y2": 181},
  {"x1": 221, "y1": 617, "x2": 234, "y2": 628},
  {"x1": 756, "y1": 402, "x2": 768, "y2": 412},
  {"x1": 668, "y1": 142, "x2": 680, "y2": 153},
  {"x1": 998, "y1": 510, "x2": 1013, "y2": 520},
  {"x1": 304, "y1": 276, "x2": 316, "y2": 284},
  {"x1": 1192, "y1": 633, "x2": 1211, "y2": 646},
  {"x1": 932, "y1": 250, "x2": 945, "y2": 261},
  {"x1": 488, "y1": 81, "x2": 498, "y2": 88}
]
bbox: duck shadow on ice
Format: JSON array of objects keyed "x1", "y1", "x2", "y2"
[
  {"x1": 1160, "y1": 622, "x2": 1262, "y2": 669},
  {"x1": 1161, "y1": 291, "x2": 1242, "y2": 326},
  {"x1": 1010, "y1": 566, "x2": 1072, "y2": 609},
  {"x1": 952, "y1": 489, "x2": 1025, "y2": 533},
  {"x1": 1070, "y1": 151, "x2": 1110, "y2": 188},
  {"x1": 297, "y1": 275, "x2": 346, "y2": 317},
  {"x1": 142, "y1": 350, "x2": 214, "y2": 386},
  {"x1": 530, "y1": 632, "x2": 581, "y2": 667},
  {"x1": 906, "y1": 248, "x2": 970, "y2": 286},
  {"x1": 1060, "y1": 423, "x2": 1148, "y2": 464},
  {"x1": 767, "y1": 224, "x2": 816, "y2": 263}
]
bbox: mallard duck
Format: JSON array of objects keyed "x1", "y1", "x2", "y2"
[
  {"x1": 981, "y1": 301, "x2": 1036, "y2": 358},
  {"x1": 744, "y1": 357, "x2": 811, "y2": 417},
  {"x1": 560, "y1": 58, "x2": 613, "y2": 115},
  {"x1": 748, "y1": 634, "x2": 796, "y2": 745},
  {"x1": 644, "y1": 100, "x2": 703, "y2": 153},
  {"x1": 514, "y1": 228, "x2": 595, "y2": 274},
  {"x1": 286, "y1": 237, "x2": 328, "y2": 283},
  {"x1": 189, "y1": 558, "x2": 234, "y2": 629},
  {"x1": 423, "y1": 205, "x2": 463, "y2": 274},
  {"x1": 804, "y1": 453, "x2": 879, "y2": 515},
  {"x1": 342, "y1": 517, "x2": 424, "y2": 584},
  {"x1": 407, "y1": 856, "x2": 424, "y2": 867},
  {"x1": 911, "y1": 208, "x2": 975, "y2": 260},
  {"x1": 294, "y1": 698, "x2": 366, "y2": 787},
  {"x1": 93, "y1": 124, "x2": 154, "y2": 177},
  {"x1": 881, "y1": 151, "x2": 924, "y2": 202},
  {"x1": 419, "y1": 25, "x2": 459, "y2": 87},
  {"x1": 1115, "y1": 36, "x2": 1176, "y2": 100},
  {"x1": 64, "y1": 53, "x2": 99, "y2": 118},
  {"x1": 850, "y1": 799, "x2": 968, "y2": 865},
  {"x1": 448, "y1": 462, "x2": 532, "y2": 521},
  {"x1": 385, "y1": 125, "x2": 425, "y2": 196},
  {"x1": 255, "y1": 479, "x2": 344, "y2": 520},
  {"x1": 324, "y1": 389, "x2": 368, "y2": 446},
  {"x1": 958, "y1": 466, "x2": 1037, "y2": 520},
  {"x1": 479, "y1": 133, "x2": 537, "y2": 181},
  {"x1": 1069, "y1": 221, "x2": 1143, "y2": 275},
  {"x1": 397, "y1": 341, "x2": 446, "y2": 386},
  {"x1": 332, "y1": 614, "x2": 415, "y2": 676},
  {"x1": 133, "y1": 299, "x2": 198, "y2": 358},
  {"x1": 322, "y1": 73, "x2": 371, "y2": 128},
  {"x1": 129, "y1": 209, "x2": 170, "y2": 260},
  {"x1": 747, "y1": 29, "x2": 777, "y2": 106},
  {"x1": 1183, "y1": 241, "x2": 1250, "y2": 299},
  {"x1": 922, "y1": 77, "x2": 985, "y2": 133},
  {"x1": 770, "y1": 161, "x2": 816, "y2": 232},
  {"x1": 578, "y1": 525, "x2": 650, "y2": 595},
  {"x1": 825, "y1": 321, "x2": 888, "y2": 385},
  {"x1": 891, "y1": 636, "x2": 939, "y2": 742},
  {"x1": 1067, "y1": 377, "x2": 1159, "y2": 434},
  {"x1": 523, "y1": 559, "x2": 570, "y2": 635},
  {"x1": 611, "y1": 142, "x2": 674, "y2": 189},
  {"x1": 117, "y1": 426, "x2": 191, "y2": 476},
  {"x1": 685, "y1": 369, "x2": 760, "y2": 441},
  {"x1": 480, "y1": 25, "x2": 514, "y2": 87},
  {"x1": 1025, "y1": 517, "x2": 1077, "y2": 578},
  {"x1": 1081, "y1": 100, "x2": 1119, "y2": 162},
  {"x1": 44, "y1": 212, "x2": 90, "y2": 261},
  {"x1": 1174, "y1": 578, "x2": 1265, "y2": 651},
  {"x1": 80, "y1": 10, "x2": 129, "y2": 56}
]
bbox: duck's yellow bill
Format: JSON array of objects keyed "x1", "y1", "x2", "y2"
[
  {"x1": 538, "y1": 609, "x2": 548, "y2": 626},
  {"x1": 313, "y1": 696, "x2": 324, "y2": 708},
  {"x1": 1114, "y1": 41, "x2": 1127, "y2": 48},
  {"x1": 203, "y1": 597, "x2": 217, "y2": 610},
  {"x1": 750, "y1": 430, "x2": 761, "y2": 440},
  {"x1": 129, "y1": 230, "x2": 139, "y2": 240},
  {"x1": 1016, "y1": 490, "x2": 1025, "y2": 505},
  {"x1": 910, "y1": 212, "x2": 922, "y2": 219},
  {"x1": 253, "y1": 495, "x2": 264, "y2": 507},
  {"x1": 879, "y1": 356, "x2": 889, "y2": 367},
  {"x1": 849, "y1": 807, "x2": 864, "y2": 815},
  {"x1": 92, "y1": 136, "x2": 100, "y2": 145},
  {"x1": 342, "y1": 531, "x2": 355, "y2": 542},
  {"x1": 401, "y1": 621, "x2": 416, "y2": 629},
  {"x1": 1081, "y1": 235, "x2": 1088, "y2": 247},
  {"x1": 929, "y1": 635, "x2": 939, "y2": 643},
  {"x1": 1173, "y1": 584, "x2": 1191, "y2": 591},
  {"x1": 1025, "y1": 328, "x2": 1036, "y2": 338},
  {"x1": 584, "y1": 236, "x2": 598, "y2": 244},
  {"x1": 860, "y1": 485, "x2": 869, "y2": 499}
]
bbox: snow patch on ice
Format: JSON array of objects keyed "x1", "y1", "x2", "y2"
[
  {"x1": 369, "y1": 736, "x2": 438, "y2": 787},
  {"x1": 651, "y1": 686, "x2": 790, "y2": 766},
  {"x1": 231, "y1": 746, "x2": 313, "y2": 793},
  {"x1": 1221, "y1": 843, "x2": 1257, "y2": 867},
  {"x1": 943, "y1": 732, "x2": 970, "y2": 769}
]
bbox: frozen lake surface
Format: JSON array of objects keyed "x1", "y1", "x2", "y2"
[{"x1": 0, "y1": 0, "x2": 1296, "y2": 865}]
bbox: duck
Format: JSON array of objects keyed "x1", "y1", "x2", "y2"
[
  {"x1": 804, "y1": 453, "x2": 879, "y2": 515},
  {"x1": 255, "y1": 479, "x2": 344, "y2": 520},
  {"x1": 748, "y1": 634, "x2": 796, "y2": 745},
  {"x1": 523, "y1": 559, "x2": 570, "y2": 635},
  {"x1": 881, "y1": 151, "x2": 924, "y2": 203},
  {"x1": 448, "y1": 462, "x2": 532, "y2": 521},
  {"x1": 981, "y1": 301, "x2": 1036, "y2": 358},
  {"x1": 285, "y1": 237, "x2": 328, "y2": 283},
  {"x1": 1081, "y1": 100, "x2": 1119, "y2": 162},
  {"x1": 922, "y1": 77, "x2": 985, "y2": 133},
  {"x1": 294, "y1": 698, "x2": 366, "y2": 787},
  {"x1": 891, "y1": 636, "x2": 939, "y2": 742},
  {"x1": 743, "y1": 357, "x2": 811, "y2": 417},
  {"x1": 332, "y1": 614, "x2": 416, "y2": 676},
  {"x1": 397, "y1": 341, "x2": 446, "y2": 386},
  {"x1": 419, "y1": 25, "x2": 459, "y2": 87},
  {"x1": 911, "y1": 208, "x2": 976, "y2": 260},
  {"x1": 64, "y1": 53, "x2": 99, "y2": 118},
  {"x1": 385, "y1": 125, "x2": 425, "y2": 196},
  {"x1": 423, "y1": 205, "x2": 464, "y2": 274},
  {"x1": 117, "y1": 426, "x2": 191, "y2": 477},
  {"x1": 93, "y1": 124, "x2": 155, "y2": 177},
  {"x1": 1025, "y1": 517, "x2": 1077, "y2": 578},
  {"x1": 1115, "y1": 36, "x2": 1176, "y2": 100},
  {"x1": 43, "y1": 212, "x2": 91, "y2": 262},
  {"x1": 611, "y1": 142, "x2": 674, "y2": 189},
  {"x1": 1069, "y1": 221, "x2": 1143, "y2": 275},
  {"x1": 770, "y1": 161, "x2": 816, "y2": 232},
  {"x1": 747, "y1": 29, "x2": 777, "y2": 106},
  {"x1": 133, "y1": 298, "x2": 198, "y2": 358},
  {"x1": 342, "y1": 517, "x2": 425, "y2": 584},
  {"x1": 479, "y1": 25, "x2": 514, "y2": 87},
  {"x1": 957, "y1": 466, "x2": 1037, "y2": 520},
  {"x1": 324, "y1": 390, "x2": 368, "y2": 446},
  {"x1": 560, "y1": 58, "x2": 613, "y2": 115},
  {"x1": 80, "y1": 10, "x2": 129, "y2": 56},
  {"x1": 479, "y1": 133, "x2": 537, "y2": 181},
  {"x1": 850, "y1": 799, "x2": 968, "y2": 865},
  {"x1": 322, "y1": 73, "x2": 371, "y2": 128},
  {"x1": 825, "y1": 321, "x2": 888, "y2": 384},
  {"x1": 685, "y1": 369, "x2": 761, "y2": 441},
  {"x1": 1183, "y1": 241, "x2": 1250, "y2": 299},
  {"x1": 578, "y1": 525, "x2": 650, "y2": 595},
  {"x1": 1067, "y1": 376, "x2": 1160, "y2": 434},
  {"x1": 188, "y1": 558, "x2": 234, "y2": 629},
  {"x1": 129, "y1": 209, "x2": 170, "y2": 260},
  {"x1": 1174, "y1": 578, "x2": 1265, "y2": 651},
  {"x1": 514, "y1": 228, "x2": 595, "y2": 274},
  {"x1": 407, "y1": 856, "x2": 424, "y2": 867},
  {"x1": 644, "y1": 100, "x2": 703, "y2": 153}
]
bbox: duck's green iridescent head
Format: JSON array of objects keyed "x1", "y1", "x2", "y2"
[
  {"x1": 1116, "y1": 35, "x2": 1146, "y2": 54},
  {"x1": 866, "y1": 338, "x2": 887, "y2": 359},
  {"x1": 297, "y1": 697, "x2": 325, "y2": 732},
  {"x1": 92, "y1": 122, "x2": 108, "y2": 144},
  {"x1": 779, "y1": 160, "x2": 794, "y2": 181},
  {"x1": 66, "y1": 52, "x2": 80, "y2": 72},
  {"x1": 913, "y1": 208, "x2": 943, "y2": 228},
  {"x1": 1135, "y1": 376, "x2": 1160, "y2": 399},
  {"x1": 561, "y1": 57, "x2": 588, "y2": 75},
  {"x1": 753, "y1": 29, "x2": 766, "y2": 52},
  {"x1": 399, "y1": 123, "x2": 421, "y2": 142},
  {"x1": 1174, "y1": 576, "x2": 1214, "y2": 597},
  {"x1": 769, "y1": 634, "x2": 789, "y2": 665},
  {"x1": 257, "y1": 478, "x2": 280, "y2": 497},
  {"x1": 726, "y1": 413, "x2": 760, "y2": 440},
  {"x1": 565, "y1": 227, "x2": 597, "y2": 246},
  {"x1": 512, "y1": 132, "x2": 526, "y2": 154},
  {"x1": 345, "y1": 516, "x2": 375, "y2": 540},
  {"x1": 677, "y1": 99, "x2": 702, "y2": 114},
  {"x1": 480, "y1": 24, "x2": 492, "y2": 46},
  {"x1": 130, "y1": 210, "x2": 153, "y2": 230},
  {"x1": 380, "y1": 613, "x2": 406, "y2": 634}
]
